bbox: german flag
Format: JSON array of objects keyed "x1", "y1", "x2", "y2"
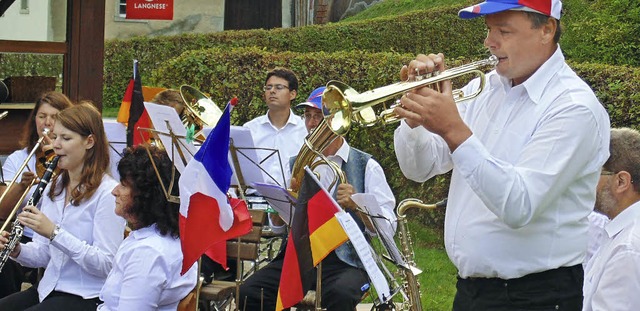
[
  {"x1": 275, "y1": 167, "x2": 349, "y2": 310},
  {"x1": 116, "y1": 60, "x2": 151, "y2": 147}
]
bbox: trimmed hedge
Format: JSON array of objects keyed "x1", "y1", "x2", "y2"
[
  {"x1": 150, "y1": 47, "x2": 640, "y2": 227},
  {"x1": 103, "y1": 4, "x2": 487, "y2": 108}
]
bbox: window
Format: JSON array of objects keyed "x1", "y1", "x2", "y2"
[
  {"x1": 118, "y1": 0, "x2": 126, "y2": 18},
  {"x1": 20, "y1": 0, "x2": 29, "y2": 14}
]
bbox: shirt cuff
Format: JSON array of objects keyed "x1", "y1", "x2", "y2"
[{"x1": 451, "y1": 134, "x2": 489, "y2": 178}]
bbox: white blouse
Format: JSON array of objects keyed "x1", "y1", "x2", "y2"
[{"x1": 14, "y1": 175, "x2": 125, "y2": 301}]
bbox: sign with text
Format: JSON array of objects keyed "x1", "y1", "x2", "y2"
[{"x1": 126, "y1": 0, "x2": 174, "y2": 20}]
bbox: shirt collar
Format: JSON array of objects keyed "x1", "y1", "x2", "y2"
[
  {"x1": 605, "y1": 201, "x2": 640, "y2": 238},
  {"x1": 330, "y1": 139, "x2": 350, "y2": 163},
  {"x1": 129, "y1": 223, "x2": 158, "y2": 240},
  {"x1": 489, "y1": 45, "x2": 564, "y2": 105},
  {"x1": 258, "y1": 109, "x2": 303, "y2": 127},
  {"x1": 520, "y1": 45, "x2": 564, "y2": 105}
]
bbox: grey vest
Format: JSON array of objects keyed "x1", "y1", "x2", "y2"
[{"x1": 289, "y1": 146, "x2": 372, "y2": 268}]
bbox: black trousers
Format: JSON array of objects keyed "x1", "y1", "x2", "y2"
[
  {"x1": 238, "y1": 252, "x2": 369, "y2": 311},
  {"x1": 453, "y1": 265, "x2": 584, "y2": 311},
  {"x1": 0, "y1": 260, "x2": 23, "y2": 299},
  {"x1": 0, "y1": 236, "x2": 38, "y2": 299},
  {"x1": 0, "y1": 286, "x2": 101, "y2": 311}
]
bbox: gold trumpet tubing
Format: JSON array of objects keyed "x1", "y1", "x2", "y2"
[
  {"x1": 324, "y1": 56, "x2": 498, "y2": 133},
  {"x1": 0, "y1": 129, "x2": 50, "y2": 231}
]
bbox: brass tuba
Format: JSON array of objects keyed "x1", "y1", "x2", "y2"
[
  {"x1": 179, "y1": 85, "x2": 223, "y2": 142},
  {"x1": 323, "y1": 56, "x2": 498, "y2": 135}
]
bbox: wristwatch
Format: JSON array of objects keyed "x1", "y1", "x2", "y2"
[{"x1": 49, "y1": 224, "x2": 61, "y2": 242}]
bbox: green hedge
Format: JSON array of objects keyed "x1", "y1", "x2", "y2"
[
  {"x1": 150, "y1": 47, "x2": 640, "y2": 227},
  {"x1": 103, "y1": 4, "x2": 487, "y2": 108}
]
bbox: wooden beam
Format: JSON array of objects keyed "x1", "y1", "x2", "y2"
[
  {"x1": 0, "y1": 40, "x2": 67, "y2": 54},
  {"x1": 64, "y1": 0, "x2": 106, "y2": 110}
]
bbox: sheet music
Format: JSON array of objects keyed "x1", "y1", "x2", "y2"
[
  {"x1": 336, "y1": 212, "x2": 391, "y2": 302},
  {"x1": 251, "y1": 182, "x2": 296, "y2": 225},
  {"x1": 227, "y1": 126, "x2": 268, "y2": 187},
  {"x1": 144, "y1": 102, "x2": 197, "y2": 174},
  {"x1": 351, "y1": 193, "x2": 406, "y2": 266},
  {"x1": 103, "y1": 119, "x2": 126, "y2": 180}
]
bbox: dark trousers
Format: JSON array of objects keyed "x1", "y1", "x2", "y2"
[
  {"x1": 238, "y1": 252, "x2": 369, "y2": 311},
  {"x1": 0, "y1": 260, "x2": 23, "y2": 299},
  {"x1": 0, "y1": 286, "x2": 101, "y2": 311},
  {"x1": 453, "y1": 265, "x2": 584, "y2": 311}
]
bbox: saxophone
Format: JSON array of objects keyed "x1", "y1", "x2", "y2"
[
  {"x1": 0, "y1": 156, "x2": 59, "y2": 272},
  {"x1": 393, "y1": 198, "x2": 447, "y2": 311}
]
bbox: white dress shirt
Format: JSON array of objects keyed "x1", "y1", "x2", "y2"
[
  {"x1": 14, "y1": 175, "x2": 125, "y2": 301},
  {"x1": 3, "y1": 148, "x2": 38, "y2": 238},
  {"x1": 272, "y1": 141, "x2": 397, "y2": 236},
  {"x1": 394, "y1": 47, "x2": 610, "y2": 279},
  {"x1": 243, "y1": 109, "x2": 307, "y2": 187},
  {"x1": 98, "y1": 224, "x2": 198, "y2": 311},
  {"x1": 583, "y1": 202, "x2": 640, "y2": 311},
  {"x1": 585, "y1": 211, "x2": 609, "y2": 268}
]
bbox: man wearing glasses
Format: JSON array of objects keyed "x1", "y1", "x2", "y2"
[
  {"x1": 583, "y1": 127, "x2": 640, "y2": 310},
  {"x1": 243, "y1": 67, "x2": 308, "y2": 187}
]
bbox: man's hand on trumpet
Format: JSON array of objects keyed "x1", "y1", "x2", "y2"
[{"x1": 395, "y1": 53, "x2": 472, "y2": 152}]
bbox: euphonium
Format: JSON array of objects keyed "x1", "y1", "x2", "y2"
[
  {"x1": 394, "y1": 198, "x2": 447, "y2": 311},
  {"x1": 0, "y1": 156, "x2": 59, "y2": 272},
  {"x1": 289, "y1": 119, "x2": 344, "y2": 195},
  {"x1": 179, "y1": 85, "x2": 223, "y2": 142},
  {"x1": 323, "y1": 56, "x2": 498, "y2": 135}
]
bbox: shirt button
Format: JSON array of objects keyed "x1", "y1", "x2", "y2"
[{"x1": 503, "y1": 282, "x2": 508, "y2": 287}]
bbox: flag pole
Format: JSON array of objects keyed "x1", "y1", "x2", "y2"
[{"x1": 315, "y1": 262, "x2": 322, "y2": 310}]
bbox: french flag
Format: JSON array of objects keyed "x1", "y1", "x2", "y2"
[{"x1": 178, "y1": 104, "x2": 235, "y2": 274}]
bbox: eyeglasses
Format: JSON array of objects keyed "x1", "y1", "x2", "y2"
[
  {"x1": 601, "y1": 170, "x2": 615, "y2": 176},
  {"x1": 303, "y1": 113, "x2": 324, "y2": 122},
  {"x1": 263, "y1": 84, "x2": 289, "y2": 92}
]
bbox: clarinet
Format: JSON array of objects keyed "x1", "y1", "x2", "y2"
[{"x1": 0, "y1": 156, "x2": 59, "y2": 272}]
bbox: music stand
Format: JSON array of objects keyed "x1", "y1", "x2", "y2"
[
  {"x1": 201, "y1": 126, "x2": 288, "y2": 196},
  {"x1": 103, "y1": 119, "x2": 127, "y2": 180},
  {"x1": 143, "y1": 102, "x2": 197, "y2": 173}
]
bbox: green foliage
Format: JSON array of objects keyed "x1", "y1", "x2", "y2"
[
  {"x1": 0, "y1": 54, "x2": 63, "y2": 89},
  {"x1": 562, "y1": 0, "x2": 640, "y2": 66}
]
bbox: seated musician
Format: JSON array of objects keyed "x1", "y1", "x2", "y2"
[
  {"x1": 0, "y1": 91, "x2": 72, "y2": 298},
  {"x1": 0, "y1": 103, "x2": 125, "y2": 310},
  {"x1": 243, "y1": 67, "x2": 307, "y2": 187},
  {"x1": 239, "y1": 86, "x2": 397, "y2": 311},
  {"x1": 98, "y1": 144, "x2": 198, "y2": 310}
]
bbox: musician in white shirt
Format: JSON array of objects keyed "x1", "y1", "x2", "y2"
[
  {"x1": 583, "y1": 128, "x2": 640, "y2": 311},
  {"x1": 243, "y1": 67, "x2": 307, "y2": 187},
  {"x1": 98, "y1": 145, "x2": 197, "y2": 311},
  {"x1": 393, "y1": 0, "x2": 609, "y2": 309},
  {"x1": 0, "y1": 103, "x2": 125, "y2": 310}
]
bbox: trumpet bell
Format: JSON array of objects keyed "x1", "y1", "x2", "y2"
[{"x1": 179, "y1": 85, "x2": 223, "y2": 135}]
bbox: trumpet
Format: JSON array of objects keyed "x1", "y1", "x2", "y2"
[{"x1": 322, "y1": 55, "x2": 499, "y2": 135}]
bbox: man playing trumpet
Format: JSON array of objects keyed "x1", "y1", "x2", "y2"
[{"x1": 393, "y1": 0, "x2": 610, "y2": 310}]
